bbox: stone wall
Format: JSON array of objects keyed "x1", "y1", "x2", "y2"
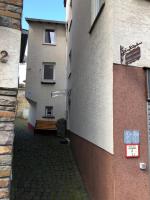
[
  {"x1": 0, "y1": 0, "x2": 22, "y2": 30},
  {"x1": 0, "y1": 0, "x2": 23, "y2": 199},
  {"x1": 0, "y1": 88, "x2": 17, "y2": 199}
]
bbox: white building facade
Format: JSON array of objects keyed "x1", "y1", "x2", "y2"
[
  {"x1": 25, "y1": 19, "x2": 66, "y2": 127},
  {"x1": 65, "y1": 0, "x2": 150, "y2": 199}
]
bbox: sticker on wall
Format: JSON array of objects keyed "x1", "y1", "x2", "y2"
[
  {"x1": 124, "y1": 130, "x2": 140, "y2": 144},
  {"x1": 125, "y1": 144, "x2": 140, "y2": 158}
]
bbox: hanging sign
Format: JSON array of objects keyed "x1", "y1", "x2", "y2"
[
  {"x1": 125, "y1": 46, "x2": 141, "y2": 65},
  {"x1": 125, "y1": 144, "x2": 140, "y2": 158},
  {"x1": 120, "y1": 42, "x2": 142, "y2": 65}
]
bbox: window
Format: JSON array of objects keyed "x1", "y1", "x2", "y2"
[
  {"x1": 69, "y1": 50, "x2": 72, "y2": 63},
  {"x1": 70, "y1": 0, "x2": 72, "y2": 7},
  {"x1": 42, "y1": 63, "x2": 55, "y2": 83},
  {"x1": 69, "y1": 20, "x2": 72, "y2": 32},
  {"x1": 45, "y1": 106, "x2": 54, "y2": 118},
  {"x1": 67, "y1": 89, "x2": 72, "y2": 111},
  {"x1": 91, "y1": 0, "x2": 105, "y2": 24},
  {"x1": 45, "y1": 29, "x2": 56, "y2": 44},
  {"x1": 68, "y1": 50, "x2": 72, "y2": 79}
]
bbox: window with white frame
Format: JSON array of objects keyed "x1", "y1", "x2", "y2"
[
  {"x1": 45, "y1": 29, "x2": 56, "y2": 44},
  {"x1": 42, "y1": 63, "x2": 55, "y2": 83},
  {"x1": 91, "y1": 0, "x2": 105, "y2": 24},
  {"x1": 45, "y1": 106, "x2": 54, "y2": 118}
]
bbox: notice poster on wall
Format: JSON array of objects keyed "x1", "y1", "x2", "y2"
[
  {"x1": 124, "y1": 130, "x2": 140, "y2": 144},
  {"x1": 125, "y1": 144, "x2": 140, "y2": 158}
]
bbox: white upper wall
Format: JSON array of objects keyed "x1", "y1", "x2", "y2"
[
  {"x1": 67, "y1": 0, "x2": 150, "y2": 154},
  {"x1": 66, "y1": 0, "x2": 71, "y2": 22},
  {"x1": 0, "y1": 27, "x2": 21, "y2": 88},
  {"x1": 113, "y1": 0, "x2": 150, "y2": 67},
  {"x1": 26, "y1": 22, "x2": 66, "y2": 101},
  {"x1": 68, "y1": 0, "x2": 114, "y2": 154},
  {"x1": 26, "y1": 21, "x2": 67, "y2": 121}
]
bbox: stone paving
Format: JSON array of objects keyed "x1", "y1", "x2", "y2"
[{"x1": 10, "y1": 119, "x2": 89, "y2": 200}]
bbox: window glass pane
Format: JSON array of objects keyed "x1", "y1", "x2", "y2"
[
  {"x1": 44, "y1": 65, "x2": 54, "y2": 80},
  {"x1": 45, "y1": 30, "x2": 55, "y2": 44},
  {"x1": 45, "y1": 106, "x2": 53, "y2": 117},
  {"x1": 50, "y1": 31, "x2": 56, "y2": 44}
]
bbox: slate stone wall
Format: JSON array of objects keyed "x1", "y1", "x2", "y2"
[
  {"x1": 0, "y1": 88, "x2": 17, "y2": 199},
  {"x1": 0, "y1": 0, "x2": 22, "y2": 30},
  {"x1": 0, "y1": 1, "x2": 22, "y2": 199}
]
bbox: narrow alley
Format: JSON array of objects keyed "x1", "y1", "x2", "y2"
[{"x1": 10, "y1": 119, "x2": 89, "y2": 200}]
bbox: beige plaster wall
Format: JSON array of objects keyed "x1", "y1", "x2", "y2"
[{"x1": 25, "y1": 22, "x2": 67, "y2": 125}]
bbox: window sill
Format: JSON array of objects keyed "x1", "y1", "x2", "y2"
[
  {"x1": 42, "y1": 116, "x2": 55, "y2": 119},
  {"x1": 41, "y1": 81, "x2": 56, "y2": 85},
  {"x1": 42, "y1": 43, "x2": 56, "y2": 46},
  {"x1": 89, "y1": 2, "x2": 105, "y2": 34}
]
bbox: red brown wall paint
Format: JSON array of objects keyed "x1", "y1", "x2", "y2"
[
  {"x1": 70, "y1": 132, "x2": 114, "y2": 200},
  {"x1": 113, "y1": 64, "x2": 150, "y2": 200}
]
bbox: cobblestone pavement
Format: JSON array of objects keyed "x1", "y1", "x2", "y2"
[{"x1": 10, "y1": 119, "x2": 89, "y2": 200}]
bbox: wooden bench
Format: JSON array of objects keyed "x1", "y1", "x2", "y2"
[{"x1": 34, "y1": 120, "x2": 57, "y2": 133}]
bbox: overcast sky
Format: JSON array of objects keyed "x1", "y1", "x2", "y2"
[{"x1": 22, "y1": 0, "x2": 66, "y2": 29}]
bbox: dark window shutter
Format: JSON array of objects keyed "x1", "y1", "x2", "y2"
[{"x1": 45, "y1": 30, "x2": 51, "y2": 43}]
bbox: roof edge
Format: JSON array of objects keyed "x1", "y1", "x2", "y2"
[{"x1": 26, "y1": 18, "x2": 66, "y2": 25}]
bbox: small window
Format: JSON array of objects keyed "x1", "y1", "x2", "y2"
[
  {"x1": 67, "y1": 89, "x2": 72, "y2": 111},
  {"x1": 69, "y1": 20, "x2": 72, "y2": 32},
  {"x1": 70, "y1": 0, "x2": 72, "y2": 7},
  {"x1": 45, "y1": 106, "x2": 54, "y2": 118},
  {"x1": 69, "y1": 50, "x2": 72, "y2": 63},
  {"x1": 45, "y1": 29, "x2": 56, "y2": 44},
  {"x1": 91, "y1": 0, "x2": 105, "y2": 24},
  {"x1": 42, "y1": 63, "x2": 55, "y2": 83}
]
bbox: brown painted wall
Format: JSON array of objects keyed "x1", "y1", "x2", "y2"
[
  {"x1": 113, "y1": 64, "x2": 150, "y2": 200},
  {"x1": 69, "y1": 64, "x2": 150, "y2": 200},
  {"x1": 70, "y1": 132, "x2": 114, "y2": 200}
]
